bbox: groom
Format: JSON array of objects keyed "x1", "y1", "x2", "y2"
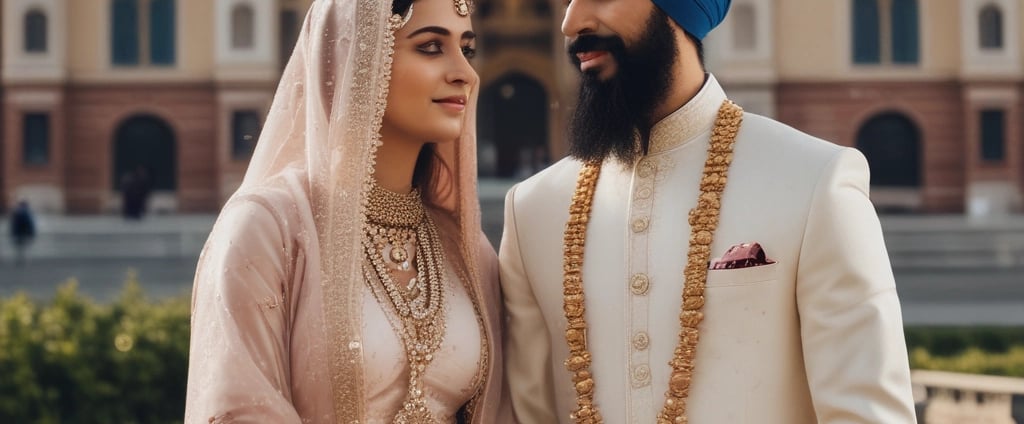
[{"x1": 498, "y1": 0, "x2": 917, "y2": 422}]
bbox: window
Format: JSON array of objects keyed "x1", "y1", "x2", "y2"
[
  {"x1": 980, "y1": 109, "x2": 1005, "y2": 161},
  {"x1": 891, "y1": 0, "x2": 919, "y2": 63},
  {"x1": 980, "y1": 4, "x2": 1004, "y2": 49},
  {"x1": 232, "y1": 110, "x2": 262, "y2": 160},
  {"x1": 856, "y1": 112, "x2": 921, "y2": 186},
  {"x1": 23, "y1": 113, "x2": 50, "y2": 166},
  {"x1": 112, "y1": 0, "x2": 140, "y2": 64},
  {"x1": 851, "y1": 0, "x2": 919, "y2": 65},
  {"x1": 853, "y1": 0, "x2": 881, "y2": 63},
  {"x1": 111, "y1": 0, "x2": 176, "y2": 66},
  {"x1": 232, "y1": 4, "x2": 255, "y2": 49},
  {"x1": 732, "y1": 4, "x2": 756, "y2": 51},
  {"x1": 150, "y1": 0, "x2": 176, "y2": 65},
  {"x1": 24, "y1": 10, "x2": 47, "y2": 53}
]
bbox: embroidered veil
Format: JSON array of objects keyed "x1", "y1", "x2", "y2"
[{"x1": 185, "y1": 0, "x2": 500, "y2": 421}]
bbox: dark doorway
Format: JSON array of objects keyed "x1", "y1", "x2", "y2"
[
  {"x1": 112, "y1": 115, "x2": 176, "y2": 191},
  {"x1": 856, "y1": 112, "x2": 921, "y2": 187},
  {"x1": 479, "y1": 73, "x2": 549, "y2": 178}
]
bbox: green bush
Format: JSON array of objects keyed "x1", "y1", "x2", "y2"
[
  {"x1": 2, "y1": 286, "x2": 1023, "y2": 422},
  {"x1": 909, "y1": 347, "x2": 1024, "y2": 377},
  {"x1": 0, "y1": 276, "x2": 189, "y2": 424},
  {"x1": 905, "y1": 326, "x2": 1024, "y2": 377},
  {"x1": 905, "y1": 327, "x2": 1024, "y2": 356}
]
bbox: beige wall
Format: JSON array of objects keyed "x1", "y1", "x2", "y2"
[
  {"x1": 777, "y1": 0, "x2": 840, "y2": 79},
  {"x1": 68, "y1": 0, "x2": 214, "y2": 83},
  {"x1": 778, "y1": 0, "x2": 960, "y2": 81}
]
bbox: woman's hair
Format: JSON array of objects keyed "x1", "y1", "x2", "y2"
[
  {"x1": 392, "y1": 0, "x2": 413, "y2": 16},
  {"x1": 413, "y1": 143, "x2": 454, "y2": 209}
]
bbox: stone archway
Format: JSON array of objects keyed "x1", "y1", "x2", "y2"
[
  {"x1": 856, "y1": 111, "x2": 921, "y2": 187},
  {"x1": 479, "y1": 73, "x2": 549, "y2": 178},
  {"x1": 112, "y1": 115, "x2": 177, "y2": 215}
]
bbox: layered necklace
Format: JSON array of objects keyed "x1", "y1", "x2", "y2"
[
  {"x1": 561, "y1": 100, "x2": 743, "y2": 424},
  {"x1": 362, "y1": 180, "x2": 448, "y2": 424}
]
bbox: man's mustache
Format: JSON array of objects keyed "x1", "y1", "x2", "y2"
[{"x1": 567, "y1": 34, "x2": 628, "y2": 66}]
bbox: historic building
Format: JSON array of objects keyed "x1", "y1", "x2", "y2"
[
  {"x1": 742, "y1": 0, "x2": 1022, "y2": 214},
  {"x1": 1, "y1": 0, "x2": 312, "y2": 213},
  {"x1": 0, "y1": 0, "x2": 1020, "y2": 214}
]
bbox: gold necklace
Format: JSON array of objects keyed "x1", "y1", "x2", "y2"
[
  {"x1": 561, "y1": 100, "x2": 743, "y2": 424},
  {"x1": 363, "y1": 181, "x2": 447, "y2": 423}
]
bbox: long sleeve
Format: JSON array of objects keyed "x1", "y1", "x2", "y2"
[
  {"x1": 499, "y1": 185, "x2": 559, "y2": 423},
  {"x1": 796, "y1": 148, "x2": 917, "y2": 423},
  {"x1": 184, "y1": 198, "x2": 302, "y2": 424}
]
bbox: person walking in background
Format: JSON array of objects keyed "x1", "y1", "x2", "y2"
[
  {"x1": 9, "y1": 201, "x2": 37, "y2": 266},
  {"x1": 121, "y1": 166, "x2": 152, "y2": 220}
]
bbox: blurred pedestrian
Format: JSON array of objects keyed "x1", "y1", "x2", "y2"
[
  {"x1": 9, "y1": 201, "x2": 36, "y2": 266},
  {"x1": 121, "y1": 166, "x2": 152, "y2": 220}
]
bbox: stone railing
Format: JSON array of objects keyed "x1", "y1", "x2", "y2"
[{"x1": 912, "y1": 370, "x2": 1024, "y2": 424}]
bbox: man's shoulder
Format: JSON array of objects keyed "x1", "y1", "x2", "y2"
[
  {"x1": 739, "y1": 112, "x2": 845, "y2": 163},
  {"x1": 730, "y1": 112, "x2": 864, "y2": 195},
  {"x1": 508, "y1": 157, "x2": 584, "y2": 205}
]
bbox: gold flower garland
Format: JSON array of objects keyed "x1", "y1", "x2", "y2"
[{"x1": 562, "y1": 100, "x2": 743, "y2": 424}]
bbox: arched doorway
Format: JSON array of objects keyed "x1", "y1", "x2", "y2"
[
  {"x1": 856, "y1": 112, "x2": 921, "y2": 187},
  {"x1": 112, "y1": 115, "x2": 176, "y2": 215},
  {"x1": 479, "y1": 73, "x2": 549, "y2": 178}
]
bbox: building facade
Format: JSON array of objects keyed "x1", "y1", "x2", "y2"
[
  {"x1": 0, "y1": 0, "x2": 1020, "y2": 214},
  {"x1": 1, "y1": 0, "x2": 312, "y2": 213}
]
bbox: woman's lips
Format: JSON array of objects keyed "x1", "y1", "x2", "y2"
[{"x1": 434, "y1": 96, "x2": 467, "y2": 113}]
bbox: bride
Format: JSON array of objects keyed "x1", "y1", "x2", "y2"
[{"x1": 184, "y1": 0, "x2": 513, "y2": 422}]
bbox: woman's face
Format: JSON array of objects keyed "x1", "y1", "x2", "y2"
[{"x1": 383, "y1": 0, "x2": 478, "y2": 145}]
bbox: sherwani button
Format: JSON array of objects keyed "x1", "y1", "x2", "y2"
[
  {"x1": 631, "y1": 217, "x2": 649, "y2": 233},
  {"x1": 632, "y1": 364, "x2": 651, "y2": 386},
  {"x1": 633, "y1": 332, "x2": 649, "y2": 350},
  {"x1": 637, "y1": 160, "x2": 655, "y2": 178},
  {"x1": 630, "y1": 274, "x2": 650, "y2": 295},
  {"x1": 636, "y1": 187, "x2": 652, "y2": 200}
]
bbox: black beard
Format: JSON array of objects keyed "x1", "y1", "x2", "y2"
[{"x1": 567, "y1": 7, "x2": 678, "y2": 165}]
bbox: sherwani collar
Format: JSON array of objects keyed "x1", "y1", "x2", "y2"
[{"x1": 648, "y1": 73, "x2": 728, "y2": 155}]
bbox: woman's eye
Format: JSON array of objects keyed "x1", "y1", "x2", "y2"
[
  {"x1": 418, "y1": 42, "x2": 442, "y2": 54},
  {"x1": 462, "y1": 46, "x2": 477, "y2": 59}
]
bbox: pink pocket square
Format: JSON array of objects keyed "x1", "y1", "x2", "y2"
[{"x1": 709, "y1": 242, "x2": 776, "y2": 270}]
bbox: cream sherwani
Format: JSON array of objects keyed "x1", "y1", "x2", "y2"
[{"x1": 499, "y1": 75, "x2": 916, "y2": 423}]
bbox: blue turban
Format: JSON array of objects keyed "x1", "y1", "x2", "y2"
[{"x1": 650, "y1": 0, "x2": 732, "y2": 40}]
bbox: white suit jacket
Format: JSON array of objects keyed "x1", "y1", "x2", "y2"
[{"x1": 499, "y1": 75, "x2": 916, "y2": 423}]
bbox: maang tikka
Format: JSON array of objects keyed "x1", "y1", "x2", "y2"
[{"x1": 390, "y1": 0, "x2": 473, "y2": 31}]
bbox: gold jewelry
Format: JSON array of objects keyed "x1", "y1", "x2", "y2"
[
  {"x1": 454, "y1": 0, "x2": 471, "y2": 16},
  {"x1": 389, "y1": 4, "x2": 414, "y2": 32},
  {"x1": 561, "y1": 100, "x2": 743, "y2": 424},
  {"x1": 363, "y1": 181, "x2": 447, "y2": 423}
]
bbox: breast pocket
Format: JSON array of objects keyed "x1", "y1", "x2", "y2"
[{"x1": 705, "y1": 262, "x2": 780, "y2": 288}]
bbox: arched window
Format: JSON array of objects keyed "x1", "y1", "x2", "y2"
[
  {"x1": 113, "y1": 115, "x2": 177, "y2": 191},
  {"x1": 232, "y1": 4, "x2": 255, "y2": 49},
  {"x1": 980, "y1": 4, "x2": 1004, "y2": 49},
  {"x1": 856, "y1": 112, "x2": 921, "y2": 187},
  {"x1": 732, "y1": 4, "x2": 756, "y2": 51},
  {"x1": 150, "y1": 0, "x2": 176, "y2": 65},
  {"x1": 24, "y1": 10, "x2": 48, "y2": 53},
  {"x1": 891, "y1": 0, "x2": 919, "y2": 64},
  {"x1": 852, "y1": 0, "x2": 881, "y2": 63},
  {"x1": 479, "y1": 74, "x2": 549, "y2": 178}
]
